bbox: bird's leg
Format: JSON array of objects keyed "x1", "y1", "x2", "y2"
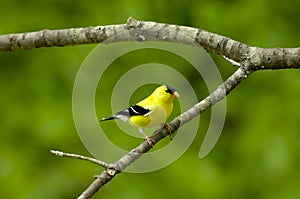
[
  {"x1": 161, "y1": 123, "x2": 173, "y2": 140},
  {"x1": 139, "y1": 128, "x2": 155, "y2": 147}
]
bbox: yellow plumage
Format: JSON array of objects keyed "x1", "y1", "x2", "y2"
[
  {"x1": 130, "y1": 85, "x2": 175, "y2": 128},
  {"x1": 100, "y1": 85, "x2": 179, "y2": 145}
]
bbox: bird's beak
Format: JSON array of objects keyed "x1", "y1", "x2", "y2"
[{"x1": 173, "y1": 91, "x2": 180, "y2": 98}]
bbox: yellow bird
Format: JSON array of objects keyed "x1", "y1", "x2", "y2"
[{"x1": 100, "y1": 85, "x2": 180, "y2": 145}]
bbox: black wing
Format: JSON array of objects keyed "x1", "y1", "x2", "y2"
[
  {"x1": 101, "y1": 105, "x2": 150, "y2": 123},
  {"x1": 128, "y1": 105, "x2": 150, "y2": 116}
]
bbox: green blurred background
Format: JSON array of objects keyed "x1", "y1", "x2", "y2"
[{"x1": 1, "y1": 0, "x2": 300, "y2": 198}]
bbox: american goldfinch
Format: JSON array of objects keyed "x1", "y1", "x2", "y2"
[{"x1": 100, "y1": 85, "x2": 180, "y2": 145}]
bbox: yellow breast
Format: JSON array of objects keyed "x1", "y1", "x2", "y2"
[{"x1": 129, "y1": 101, "x2": 173, "y2": 128}]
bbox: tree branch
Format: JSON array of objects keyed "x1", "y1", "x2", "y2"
[
  {"x1": 1, "y1": 17, "x2": 299, "y2": 70},
  {"x1": 59, "y1": 64, "x2": 254, "y2": 199},
  {"x1": 50, "y1": 150, "x2": 111, "y2": 169}
]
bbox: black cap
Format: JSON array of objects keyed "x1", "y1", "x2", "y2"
[{"x1": 165, "y1": 85, "x2": 177, "y2": 94}]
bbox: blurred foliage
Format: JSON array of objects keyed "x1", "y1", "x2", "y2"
[{"x1": 1, "y1": 0, "x2": 300, "y2": 198}]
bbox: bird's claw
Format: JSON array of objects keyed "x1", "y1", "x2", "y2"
[
  {"x1": 144, "y1": 136, "x2": 156, "y2": 148},
  {"x1": 163, "y1": 123, "x2": 173, "y2": 140}
]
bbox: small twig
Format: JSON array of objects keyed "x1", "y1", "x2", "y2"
[
  {"x1": 222, "y1": 55, "x2": 241, "y2": 67},
  {"x1": 50, "y1": 150, "x2": 110, "y2": 169}
]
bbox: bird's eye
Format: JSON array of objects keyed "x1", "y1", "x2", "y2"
[{"x1": 165, "y1": 89, "x2": 172, "y2": 94}]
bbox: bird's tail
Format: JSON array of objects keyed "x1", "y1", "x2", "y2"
[{"x1": 99, "y1": 116, "x2": 115, "y2": 122}]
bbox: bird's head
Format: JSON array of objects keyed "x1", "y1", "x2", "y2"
[{"x1": 152, "y1": 85, "x2": 180, "y2": 102}]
